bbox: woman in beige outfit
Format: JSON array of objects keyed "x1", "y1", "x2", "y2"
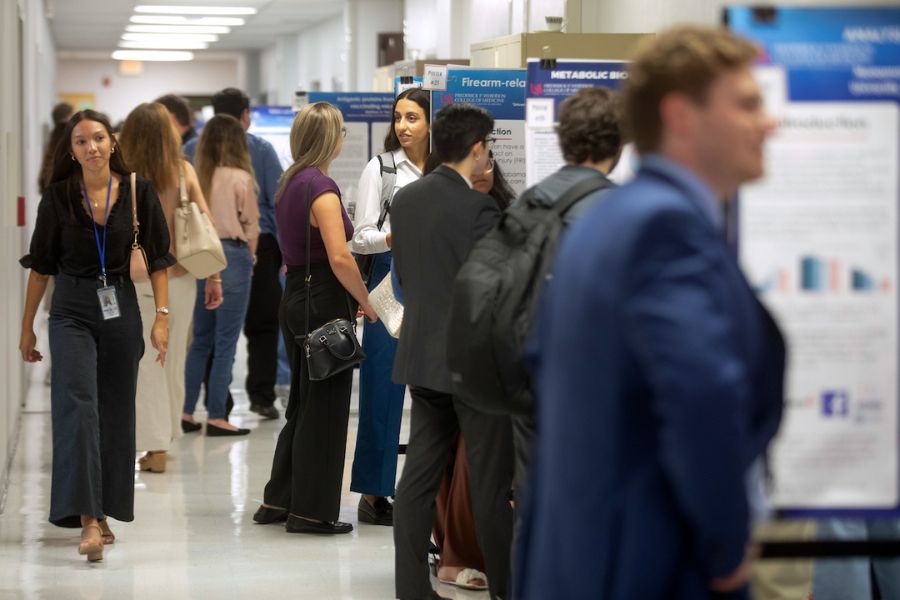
[{"x1": 119, "y1": 103, "x2": 222, "y2": 473}]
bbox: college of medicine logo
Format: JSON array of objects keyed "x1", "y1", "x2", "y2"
[
  {"x1": 530, "y1": 83, "x2": 544, "y2": 96},
  {"x1": 440, "y1": 93, "x2": 454, "y2": 105}
]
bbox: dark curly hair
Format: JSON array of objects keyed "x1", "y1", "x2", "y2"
[{"x1": 556, "y1": 87, "x2": 623, "y2": 165}]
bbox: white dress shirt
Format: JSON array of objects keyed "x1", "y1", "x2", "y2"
[{"x1": 351, "y1": 147, "x2": 423, "y2": 255}]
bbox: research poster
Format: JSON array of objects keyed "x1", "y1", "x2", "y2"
[
  {"x1": 729, "y1": 6, "x2": 900, "y2": 510},
  {"x1": 308, "y1": 92, "x2": 395, "y2": 218},
  {"x1": 431, "y1": 68, "x2": 527, "y2": 194},
  {"x1": 524, "y1": 59, "x2": 629, "y2": 187}
]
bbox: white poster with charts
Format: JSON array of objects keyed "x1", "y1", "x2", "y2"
[{"x1": 739, "y1": 102, "x2": 899, "y2": 508}]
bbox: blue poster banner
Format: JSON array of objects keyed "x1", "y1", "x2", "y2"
[
  {"x1": 431, "y1": 68, "x2": 526, "y2": 120},
  {"x1": 727, "y1": 7, "x2": 900, "y2": 102},
  {"x1": 308, "y1": 92, "x2": 395, "y2": 123},
  {"x1": 525, "y1": 59, "x2": 628, "y2": 114}
]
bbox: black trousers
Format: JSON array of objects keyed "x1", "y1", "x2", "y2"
[
  {"x1": 394, "y1": 386, "x2": 514, "y2": 600},
  {"x1": 244, "y1": 233, "x2": 283, "y2": 407},
  {"x1": 48, "y1": 273, "x2": 143, "y2": 527},
  {"x1": 262, "y1": 264, "x2": 353, "y2": 521}
]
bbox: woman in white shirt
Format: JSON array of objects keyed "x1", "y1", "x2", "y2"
[{"x1": 350, "y1": 88, "x2": 430, "y2": 526}]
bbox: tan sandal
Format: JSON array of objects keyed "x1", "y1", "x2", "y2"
[
  {"x1": 78, "y1": 524, "x2": 103, "y2": 562},
  {"x1": 98, "y1": 519, "x2": 115, "y2": 545},
  {"x1": 139, "y1": 451, "x2": 167, "y2": 473},
  {"x1": 438, "y1": 568, "x2": 488, "y2": 591}
]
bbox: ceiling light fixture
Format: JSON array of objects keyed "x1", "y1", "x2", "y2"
[
  {"x1": 134, "y1": 5, "x2": 257, "y2": 16},
  {"x1": 112, "y1": 50, "x2": 195, "y2": 62},
  {"x1": 130, "y1": 15, "x2": 246, "y2": 26},
  {"x1": 126, "y1": 24, "x2": 230, "y2": 34},
  {"x1": 122, "y1": 32, "x2": 219, "y2": 43},
  {"x1": 119, "y1": 40, "x2": 210, "y2": 50}
]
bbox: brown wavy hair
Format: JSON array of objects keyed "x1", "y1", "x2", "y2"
[
  {"x1": 623, "y1": 26, "x2": 758, "y2": 153},
  {"x1": 118, "y1": 103, "x2": 182, "y2": 195},
  {"x1": 276, "y1": 102, "x2": 343, "y2": 202},
  {"x1": 194, "y1": 114, "x2": 257, "y2": 203}
]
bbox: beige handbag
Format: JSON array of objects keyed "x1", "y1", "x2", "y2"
[
  {"x1": 129, "y1": 172, "x2": 151, "y2": 283},
  {"x1": 174, "y1": 166, "x2": 227, "y2": 279}
]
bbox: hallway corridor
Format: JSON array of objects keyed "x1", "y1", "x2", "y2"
[{"x1": 0, "y1": 361, "x2": 480, "y2": 599}]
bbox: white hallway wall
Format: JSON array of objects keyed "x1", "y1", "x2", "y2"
[
  {"x1": 0, "y1": 0, "x2": 55, "y2": 508},
  {"x1": 55, "y1": 56, "x2": 243, "y2": 124}
]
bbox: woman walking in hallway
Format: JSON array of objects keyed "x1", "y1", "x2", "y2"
[
  {"x1": 119, "y1": 102, "x2": 221, "y2": 472},
  {"x1": 19, "y1": 109, "x2": 174, "y2": 561},
  {"x1": 349, "y1": 88, "x2": 430, "y2": 526},
  {"x1": 181, "y1": 114, "x2": 259, "y2": 436},
  {"x1": 254, "y1": 101, "x2": 376, "y2": 534}
]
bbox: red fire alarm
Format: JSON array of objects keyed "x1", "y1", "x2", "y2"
[
  {"x1": 17, "y1": 196, "x2": 25, "y2": 227},
  {"x1": 102, "y1": 76, "x2": 111, "y2": 87}
]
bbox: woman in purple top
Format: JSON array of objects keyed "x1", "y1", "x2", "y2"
[{"x1": 254, "y1": 102, "x2": 376, "y2": 535}]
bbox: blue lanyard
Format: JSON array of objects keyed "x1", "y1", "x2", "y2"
[{"x1": 81, "y1": 176, "x2": 113, "y2": 286}]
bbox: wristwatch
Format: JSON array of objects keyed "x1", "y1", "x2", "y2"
[{"x1": 156, "y1": 306, "x2": 170, "y2": 315}]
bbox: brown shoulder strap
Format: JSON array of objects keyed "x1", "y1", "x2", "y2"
[
  {"x1": 131, "y1": 172, "x2": 139, "y2": 229},
  {"x1": 179, "y1": 162, "x2": 188, "y2": 206}
]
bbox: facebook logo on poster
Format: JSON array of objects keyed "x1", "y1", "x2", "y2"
[{"x1": 821, "y1": 390, "x2": 850, "y2": 417}]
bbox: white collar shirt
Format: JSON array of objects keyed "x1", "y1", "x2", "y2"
[{"x1": 350, "y1": 147, "x2": 423, "y2": 255}]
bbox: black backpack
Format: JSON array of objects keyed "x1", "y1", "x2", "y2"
[{"x1": 447, "y1": 175, "x2": 613, "y2": 416}]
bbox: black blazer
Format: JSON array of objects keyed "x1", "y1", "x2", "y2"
[{"x1": 391, "y1": 165, "x2": 500, "y2": 393}]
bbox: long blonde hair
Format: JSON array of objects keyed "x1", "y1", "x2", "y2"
[
  {"x1": 118, "y1": 102, "x2": 182, "y2": 194},
  {"x1": 276, "y1": 102, "x2": 343, "y2": 202},
  {"x1": 194, "y1": 113, "x2": 257, "y2": 203}
]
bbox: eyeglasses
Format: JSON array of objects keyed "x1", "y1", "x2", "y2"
[
  {"x1": 484, "y1": 137, "x2": 496, "y2": 151},
  {"x1": 341, "y1": 127, "x2": 347, "y2": 138}
]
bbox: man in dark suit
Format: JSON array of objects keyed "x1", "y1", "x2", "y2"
[
  {"x1": 391, "y1": 103, "x2": 513, "y2": 600},
  {"x1": 517, "y1": 26, "x2": 784, "y2": 599}
]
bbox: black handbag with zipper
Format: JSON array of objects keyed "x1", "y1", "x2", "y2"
[{"x1": 296, "y1": 172, "x2": 366, "y2": 381}]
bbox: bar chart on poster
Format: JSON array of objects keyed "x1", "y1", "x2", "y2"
[{"x1": 730, "y1": 6, "x2": 900, "y2": 513}]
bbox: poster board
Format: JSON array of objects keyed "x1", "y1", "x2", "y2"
[
  {"x1": 524, "y1": 59, "x2": 633, "y2": 188},
  {"x1": 307, "y1": 93, "x2": 395, "y2": 218},
  {"x1": 728, "y1": 5, "x2": 900, "y2": 514},
  {"x1": 430, "y1": 67, "x2": 527, "y2": 194}
]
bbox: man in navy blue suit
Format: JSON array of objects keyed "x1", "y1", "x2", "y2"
[{"x1": 516, "y1": 26, "x2": 784, "y2": 599}]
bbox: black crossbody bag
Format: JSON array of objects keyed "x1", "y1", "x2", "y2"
[{"x1": 297, "y1": 173, "x2": 366, "y2": 381}]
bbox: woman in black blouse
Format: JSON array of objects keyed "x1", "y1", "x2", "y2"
[{"x1": 18, "y1": 110, "x2": 174, "y2": 562}]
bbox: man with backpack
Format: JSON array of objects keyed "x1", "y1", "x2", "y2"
[{"x1": 446, "y1": 86, "x2": 625, "y2": 506}]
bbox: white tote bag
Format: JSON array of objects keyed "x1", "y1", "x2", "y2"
[{"x1": 174, "y1": 167, "x2": 227, "y2": 279}]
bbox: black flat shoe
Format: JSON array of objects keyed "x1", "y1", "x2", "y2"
[
  {"x1": 285, "y1": 515, "x2": 353, "y2": 535},
  {"x1": 181, "y1": 419, "x2": 202, "y2": 433},
  {"x1": 358, "y1": 496, "x2": 393, "y2": 526},
  {"x1": 249, "y1": 402, "x2": 280, "y2": 420},
  {"x1": 253, "y1": 505, "x2": 288, "y2": 524},
  {"x1": 206, "y1": 423, "x2": 250, "y2": 437}
]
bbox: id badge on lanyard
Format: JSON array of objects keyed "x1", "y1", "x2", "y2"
[{"x1": 84, "y1": 177, "x2": 120, "y2": 320}]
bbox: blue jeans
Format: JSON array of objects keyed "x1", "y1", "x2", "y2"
[
  {"x1": 183, "y1": 241, "x2": 253, "y2": 420},
  {"x1": 350, "y1": 251, "x2": 406, "y2": 496}
]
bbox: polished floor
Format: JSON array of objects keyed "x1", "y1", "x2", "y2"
[{"x1": 0, "y1": 340, "x2": 484, "y2": 599}]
